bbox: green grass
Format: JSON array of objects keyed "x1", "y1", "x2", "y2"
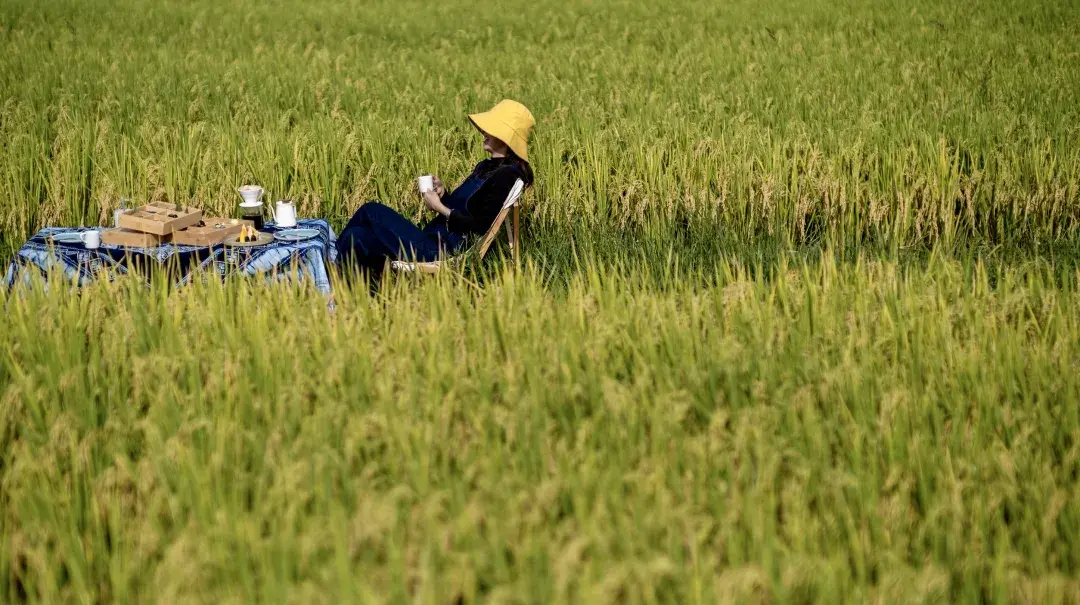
[
  {"x1": 3, "y1": 259, "x2": 1080, "y2": 603},
  {"x1": 2, "y1": 0, "x2": 1080, "y2": 602}
]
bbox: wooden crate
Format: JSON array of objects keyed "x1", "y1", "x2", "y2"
[
  {"x1": 101, "y1": 228, "x2": 165, "y2": 248},
  {"x1": 116, "y1": 202, "x2": 203, "y2": 235},
  {"x1": 171, "y1": 218, "x2": 252, "y2": 247}
]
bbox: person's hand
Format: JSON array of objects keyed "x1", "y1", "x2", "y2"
[
  {"x1": 433, "y1": 176, "x2": 446, "y2": 197},
  {"x1": 423, "y1": 190, "x2": 450, "y2": 217}
]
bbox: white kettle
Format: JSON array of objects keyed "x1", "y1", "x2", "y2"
[{"x1": 270, "y1": 200, "x2": 297, "y2": 228}]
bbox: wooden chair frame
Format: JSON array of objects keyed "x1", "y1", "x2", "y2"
[{"x1": 390, "y1": 179, "x2": 525, "y2": 274}]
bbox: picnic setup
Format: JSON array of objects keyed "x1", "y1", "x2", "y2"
[
  {"x1": 3, "y1": 177, "x2": 526, "y2": 294},
  {"x1": 4, "y1": 186, "x2": 338, "y2": 294},
  {"x1": 4, "y1": 100, "x2": 533, "y2": 295}
]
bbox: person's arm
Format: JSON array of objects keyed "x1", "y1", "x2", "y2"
[
  {"x1": 446, "y1": 167, "x2": 520, "y2": 235},
  {"x1": 421, "y1": 176, "x2": 452, "y2": 215},
  {"x1": 423, "y1": 190, "x2": 452, "y2": 217}
]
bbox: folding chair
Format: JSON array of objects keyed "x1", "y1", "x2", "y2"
[{"x1": 390, "y1": 179, "x2": 525, "y2": 274}]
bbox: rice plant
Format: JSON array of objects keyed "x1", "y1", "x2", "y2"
[{"x1": 1, "y1": 0, "x2": 1079, "y2": 602}]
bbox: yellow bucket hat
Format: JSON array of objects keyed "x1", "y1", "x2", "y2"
[{"x1": 468, "y1": 99, "x2": 535, "y2": 162}]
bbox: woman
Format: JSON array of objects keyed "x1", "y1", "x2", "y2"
[{"x1": 336, "y1": 99, "x2": 535, "y2": 279}]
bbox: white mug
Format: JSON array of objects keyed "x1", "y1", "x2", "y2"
[
  {"x1": 418, "y1": 175, "x2": 434, "y2": 193},
  {"x1": 80, "y1": 230, "x2": 101, "y2": 249}
]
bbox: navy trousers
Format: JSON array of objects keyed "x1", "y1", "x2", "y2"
[{"x1": 335, "y1": 202, "x2": 461, "y2": 275}]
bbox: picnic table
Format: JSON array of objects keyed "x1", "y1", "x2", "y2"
[{"x1": 4, "y1": 219, "x2": 338, "y2": 294}]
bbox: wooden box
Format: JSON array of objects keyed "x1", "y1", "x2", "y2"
[
  {"x1": 101, "y1": 228, "x2": 165, "y2": 248},
  {"x1": 171, "y1": 218, "x2": 252, "y2": 247},
  {"x1": 116, "y1": 202, "x2": 203, "y2": 235}
]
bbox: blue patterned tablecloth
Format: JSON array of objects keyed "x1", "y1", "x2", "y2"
[{"x1": 4, "y1": 219, "x2": 338, "y2": 294}]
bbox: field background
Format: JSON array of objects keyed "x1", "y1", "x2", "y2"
[{"x1": 2, "y1": 0, "x2": 1080, "y2": 603}]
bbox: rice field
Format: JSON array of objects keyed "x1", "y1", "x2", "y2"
[{"x1": 1, "y1": 0, "x2": 1079, "y2": 602}]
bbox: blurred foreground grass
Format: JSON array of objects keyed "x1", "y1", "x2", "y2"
[{"x1": 2, "y1": 256, "x2": 1080, "y2": 603}]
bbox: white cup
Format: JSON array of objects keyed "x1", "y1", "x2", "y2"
[
  {"x1": 418, "y1": 175, "x2": 434, "y2": 193},
  {"x1": 79, "y1": 230, "x2": 101, "y2": 249}
]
